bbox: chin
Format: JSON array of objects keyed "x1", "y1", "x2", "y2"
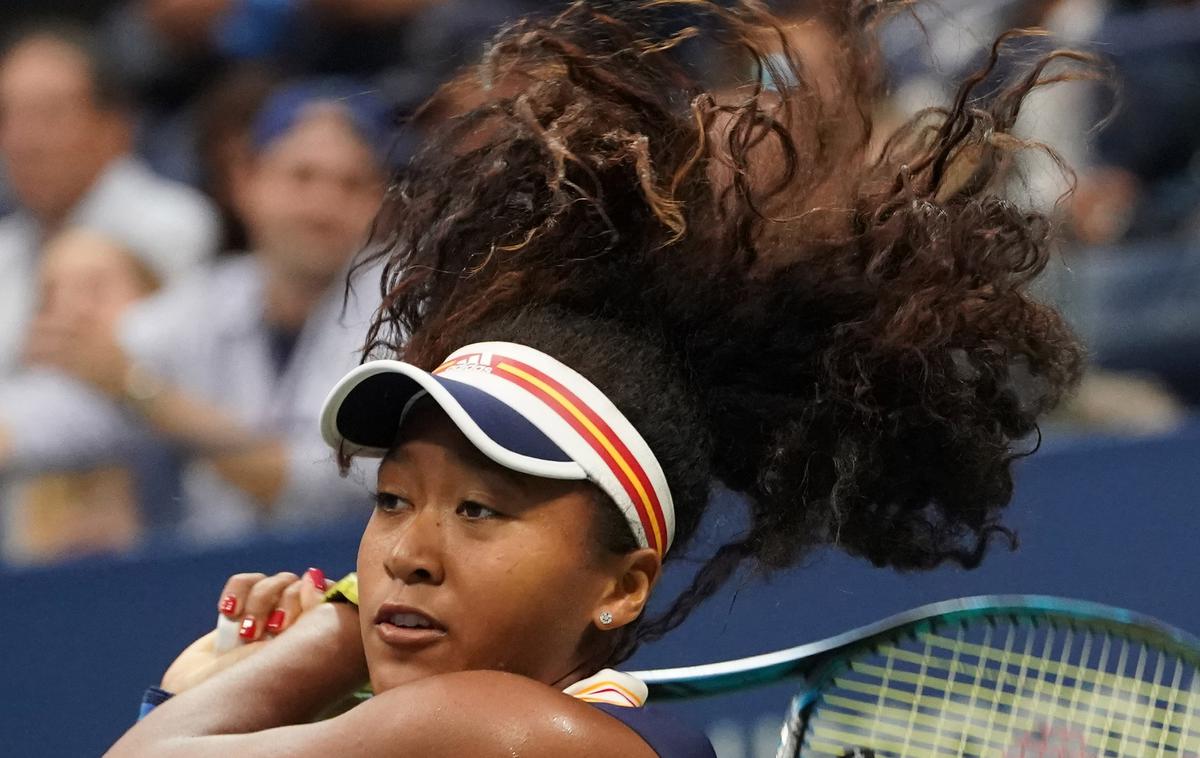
[{"x1": 366, "y1": 655, "x2": 447, "y2": 694}]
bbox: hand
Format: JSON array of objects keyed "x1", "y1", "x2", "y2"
[
  {"x1": 23, "y1": 310, "x2": 131, "y2": 398},
  {"x1": 162, "y1": 568, "x2": 330, "y2": 693},
  {"x1": 1068, "y1": 167, "x2": 1139, "y2": 246}
]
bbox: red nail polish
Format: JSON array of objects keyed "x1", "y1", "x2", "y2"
[
  {"x1": 266, "y1": 609, "x2": 286, "y2": 633},
  {"x1": 306, "y1": 567, "x2": 326, "y2": 590},
  {"x1": 218, "y1": 595, "x2": 237, "y2": 616},
  {"x1": 239, "y1": 616, "x2": 257, "y2": 640}
]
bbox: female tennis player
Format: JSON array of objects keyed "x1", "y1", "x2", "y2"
[{"x1": 108, "y1": 1, "x2": 1092, "y2": 756}]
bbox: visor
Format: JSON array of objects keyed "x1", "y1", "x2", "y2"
[{"x1": 320, "y1": 341, "x2": 675, "y2": 556}]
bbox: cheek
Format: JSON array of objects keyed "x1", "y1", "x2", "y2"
[
  {"x1": 355, "y1": 519, "x2": 388, "y2": 589},
  {"x1": 350, "y1": 194, "x2": 383, "y2": 229},
  {"x1": 450, "y1": 548, "x2": 606, "y2": 664}
]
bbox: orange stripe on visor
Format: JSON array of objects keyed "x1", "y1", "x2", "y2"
[
  {"x1": 491, "y1": 360, "x2": 668, "y2": 556},
  {"x1": 321, "y1": 342, "x2": 676, "y2": 556},
  {"x1": 434, "y1": 344, "x2": 674, "y2": 556}
]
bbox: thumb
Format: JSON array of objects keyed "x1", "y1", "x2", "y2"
[{"x1": 299, "y1": 567, "x2": 329, "y2": 611}]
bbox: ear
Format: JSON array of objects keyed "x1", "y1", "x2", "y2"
[{"x1": 592, "y1": 548, "x2": 661, "y2": 630}]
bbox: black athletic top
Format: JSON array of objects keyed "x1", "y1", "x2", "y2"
[{"x1": 591, "y1": 702, "x2": 717, "y2": 758}]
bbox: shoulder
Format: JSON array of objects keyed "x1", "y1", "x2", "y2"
[
  {"x1": 90, "y1": 158, "x2": 215, "y2": 220},
  {"x1": 78, "y1": 158, "x2": 220, "y2": 273},
  {"x1": 118, "y1": 258, "x2": 264, "y2": 360},
  {"x1": 131, "y1": 257, "x2": 261, "y2": 320},
  {"x1": 332, "y1": 670, "x2": 660, "y2": 758}
]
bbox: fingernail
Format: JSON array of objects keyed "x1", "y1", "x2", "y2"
[
  {"x1": 265, "y1": 609, "x2": 286, "y2": 633},
  {"x1": 218, "y1": 595, "x2": 238, "y2": 616},
  {"x1": 239, "y1": 616, "x2": 257, "y2": 640},
  {"x1": 305, "y1": 567, "x2": 326, "y2": 590}
]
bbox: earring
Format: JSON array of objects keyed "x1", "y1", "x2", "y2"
[{"x1": 599, "y1": 610, "x2": 614, "y2": 626}]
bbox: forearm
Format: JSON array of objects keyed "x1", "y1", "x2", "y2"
[
  {"x1": 208, "y1": 442, "x2": 287, "y2": 506},
  {"x1": 128, "y1": 385, "x2": 287, "y2": 505},
  {"x1": 0, "y1": 371, "x2": 141, "y2": 473},
  {"x1": 108, "y1": 604, "x2": 367, "y2": 756}
]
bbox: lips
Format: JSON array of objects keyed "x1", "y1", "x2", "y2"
[{"x1": 372, "y1": 603, "x2": 447, "y2": 648}]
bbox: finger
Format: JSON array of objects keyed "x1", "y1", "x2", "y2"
[
  {"x1": 267, "y1": 580, "x2": 305, "y2": 636},
  {"x1": 241, "y1": 571, "x2": 300, "y2": 641},
  {"x1": 217, "y1": 572, "x2": 268, "y2": 621},
  {"x1": 161, "y1": 630, "x2": 219, "y2": 691},
  {"x1": 299, "y1": 567, "x2": 329, "y2": 612}
]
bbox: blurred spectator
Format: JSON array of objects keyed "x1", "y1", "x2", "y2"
[
  {"x1": 106, "y1": 0, "x2": 549, "y2": 183},
  {"x1": 0, "y1": 22, "x2": 219, "y2": 376},
  {"x1": 1084, "y1": 1, "x2": 1200, "y2": 243},
  {"x1": 193, "y1": 64, "x2": 279, "y2": 251},
  {"x1": 883, "y1": 0, "x2": 1200, "y2": 242},
  {"x1": 0, "y1": 80, "x2": 388, "y2": 556},
  {"x1": 3, "y1": 226, "x2": 163, "y2": 562},
  {"x1": 879, "y1": 0, "x2": 1200, "y2": 412}
]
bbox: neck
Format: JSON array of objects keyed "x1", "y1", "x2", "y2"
[
  {"x1": 37, "y1": 139, "x2": 130, "y2": 227},
  {"x1": 550, "y1": 638, "x2": 617, "y2": 691},
  {"x1": 35, "y1": 161, "x2": 113, "y2": 229},
  {"x1": 262, "y1": 263, "x2": 334, "y2": 332},
  {"x1": 551, "y1": 662, "x2": 603, "y2": 692}
]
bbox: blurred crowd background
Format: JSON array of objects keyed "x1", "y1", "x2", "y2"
[{"x1": 0, "y1": 0, "x2": 1197, "y2": 567}]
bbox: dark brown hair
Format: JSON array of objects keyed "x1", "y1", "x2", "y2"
[{"x1": 353, "y1": 0, "x2": 1094, "y2": 661}]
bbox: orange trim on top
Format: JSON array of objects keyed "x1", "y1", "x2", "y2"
[{"x1": 571, "y1": 680, "x2": 645, "y2": 707}]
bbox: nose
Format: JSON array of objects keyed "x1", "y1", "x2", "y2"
[{"x1": 383, "y1": 506, "x2": 446, "y2": 586}]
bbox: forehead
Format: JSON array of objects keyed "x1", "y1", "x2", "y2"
[
  {"x1": 0, "y1": 37, "x2": 93, "y2": 97},
  {"x1": 42, "y1": 229, "x2": 130, "y2": 265},
  {"x1": 40, "y1": 232, "x2": 138, "y2": 283},
  {"x1": 256, "y1": 106, "x2": 380, "y2": 171}
]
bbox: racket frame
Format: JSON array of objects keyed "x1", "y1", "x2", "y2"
[{"x1": 632, "y1": 594, "x2": 1200, "y2": 700}]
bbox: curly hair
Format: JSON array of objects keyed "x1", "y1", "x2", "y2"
[{"x1": 351, "y1": 0, "x2": 1093, "y2": 661}]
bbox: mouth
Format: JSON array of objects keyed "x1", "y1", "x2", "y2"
[{"x1": 372, "y1": 603, "x2": 447, "y2": 648}]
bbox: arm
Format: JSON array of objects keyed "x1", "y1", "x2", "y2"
[
  {"x1": 128, "y1": 393, "x2": 366, "y2": 519},
  {"x1": 0, "y1": 369, "x2": 146, "y2": 474},
  {"x1": 124, "y1": 382, "x2": 290, "y2": 506},
  {"x1": 108, "y1": 607, "x2": 655, "y2": 758},
  {"x1": 26, "y1": 309, "x2": 291, "y2": 506}
]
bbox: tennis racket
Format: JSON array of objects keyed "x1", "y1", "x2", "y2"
[{"x1": 632, "y1": 595, "x2": 1200, "y2": 757}]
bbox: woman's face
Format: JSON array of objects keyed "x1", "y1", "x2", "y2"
[
  {"x1": 36, "y1": 229, "x2": 155, "y2": 327},
  {"x1": 356, "y1": 401, "x2": 631, "y2": 694}
]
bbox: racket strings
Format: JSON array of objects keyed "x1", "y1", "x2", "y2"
[{"x1": 798, "y1": 619, "x2": 1200, "y2": 757}]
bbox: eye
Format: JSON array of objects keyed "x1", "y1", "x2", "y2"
[
  {"x1": 457, "y1": 500, "x2": 500, "y2": 520},
  {"x1": 373, "y1": 491, "x2": 411, "y2": 513}
]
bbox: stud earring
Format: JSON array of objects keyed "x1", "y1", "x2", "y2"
[{"x1": 599, "y1": 610, "x2": 614, "y2": 626}]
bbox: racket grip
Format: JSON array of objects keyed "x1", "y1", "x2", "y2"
[{"x1": 214, "y1": 613, "x2": 243, "y2": 653}]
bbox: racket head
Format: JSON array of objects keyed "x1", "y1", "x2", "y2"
[{"x1": 790, "y1": 596, "x2": 1200, "y2": 757}]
